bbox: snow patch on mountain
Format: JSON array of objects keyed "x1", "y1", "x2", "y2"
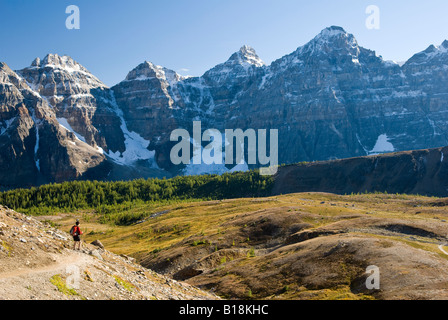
[
  {"x1": 0, "y1": 118, "x2": 15, "y2": 136},
  {"x1": 57, "y1": 118, "x2": 87, "y2": 143},
  {"x1": 35, "y1": 128, "x2": 40, "y2": 172},
  {"x1": 369, "y1": 134, "x2": 395, "y2": 155},
  {"x1": 101, "y1": 93, "x2": 158, "y2": 167},
  {"x1": 30, "y1": 111, "x2": 41, "y2": 172}
]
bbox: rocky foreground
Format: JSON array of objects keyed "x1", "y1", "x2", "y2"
[{"x1": 0, "y1": 206, "x2": 217, "y2": 300}]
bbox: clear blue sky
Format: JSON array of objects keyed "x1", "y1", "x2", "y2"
[{"x1": 1, "y1": 0, "x2": 447, "y2": 86}]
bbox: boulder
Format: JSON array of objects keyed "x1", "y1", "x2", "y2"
[{"x1": 90, "y1": 240, "x2": 104, "y2": 250}]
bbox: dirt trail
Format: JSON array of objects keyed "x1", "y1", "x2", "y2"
[{"x1": 0, "y1": 250, "x2": 91, "y2": 280}]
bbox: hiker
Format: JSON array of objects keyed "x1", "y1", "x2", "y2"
[{"x1": 70, "y1": 220, "x2": 83, "y2": 250}]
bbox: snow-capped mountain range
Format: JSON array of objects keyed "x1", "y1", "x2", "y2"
[{"x1": 2, "y1": 26, "x2": 448, "y2": 188}]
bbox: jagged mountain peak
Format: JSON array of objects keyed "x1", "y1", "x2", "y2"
[
  {"x1": 317, "y1": 26, "x2": 348, "y2": 38},
  {"x1": 232, "y1": 45, "x2": 265, "y2": 66},
  {"x1": 422, "y1": 40, "x2": 448, "y2": 55},
  {"x1": 303, "y1": 26, "x2": 359, "y2": 53},
  {"x1": 0, "y1": 62, "x2": 18, "y2": 87},
  {"x1": 433, "y1": 40, "x2": 448, "y2": 53},
  {"x1": 201, "y1": 45, "x2": 265, "y2": 83},
  {"x1": 32, "y1": 54, "x2": 88, "y2": 73},
  {"x1": 240, "y1": 44, "x2": 255, "y2": 53},
  {"x1": 269, "y1": 26, "x2": 363, "y2": 71},
  {"x1": 0, "y1": 62, "x2": 33, "y2": 90},
  {"x1": 227, "y1": 45, "x2": 265, "y2": 67},
  {"x1": 406, "y1": 40, "x2": 448, "y2": 66},
  {"x1": 31, "y1": 57, "x2": 41, "y2": 67},
  {"x1": 20, "y1": 54, "x2": 107, "y2": 91},
  {"x1": 125, "y1": 61, "x2": 184, "y2": 84},
  {"x1": 125, "y1": 61, "x2": 160, "y2": 81},
  {"x1": 0, "y1": 61, "x2": 13, "y2": 74}
]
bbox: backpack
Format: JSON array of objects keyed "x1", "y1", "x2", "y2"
[{"x1": 70, "y1": 225, "x2": 81, "y2": 236}]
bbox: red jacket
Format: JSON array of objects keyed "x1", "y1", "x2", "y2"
[{"x1": 71, "y1": 226, "x2": 83, "y2": 236}]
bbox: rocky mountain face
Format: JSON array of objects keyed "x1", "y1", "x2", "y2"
[
  {"x1": 111, "y1": 26, "x2": 448, "y2": 175},
  {"x1": 2, "y1": 26, "x2": 448, "y2": 188},
  {"x1": 0, "y1": 61, "x2": 109, "y2": 188},
  {"x1": 0, "y1": 54, "x2": 164, "y2": 189}
]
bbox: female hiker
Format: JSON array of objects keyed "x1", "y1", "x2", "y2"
[{"x1": 70, "y1": 220, "x2": 83, "y2": 250}]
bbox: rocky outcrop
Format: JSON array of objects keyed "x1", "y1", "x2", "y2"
[
  {"x1": 111, "y1": 61, "x2": 183, "y2": 169},
  {"x1": 0, "y1": 61, "x2": 111, "y2": 188},
  {"x1": 18, "y1": 54, "x2": 126, "y2": 154}
]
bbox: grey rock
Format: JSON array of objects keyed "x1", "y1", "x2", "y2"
[
  {"x1": 89, "y1": 249, "x2": 103, "y2": 261},
  {"x1": 90, "y1": 240, "x2": 104, "y2": 250},
  {"x1": 120, "y1": 254, "x2": 135, "y2": 263},
  {"x1": 53, "y1": 233, "x2": 67, "y2": 241}
]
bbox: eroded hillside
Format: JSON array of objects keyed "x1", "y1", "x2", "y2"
[{"x1": 0, "y1": 206, "x2": 217, "y2": 300}]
